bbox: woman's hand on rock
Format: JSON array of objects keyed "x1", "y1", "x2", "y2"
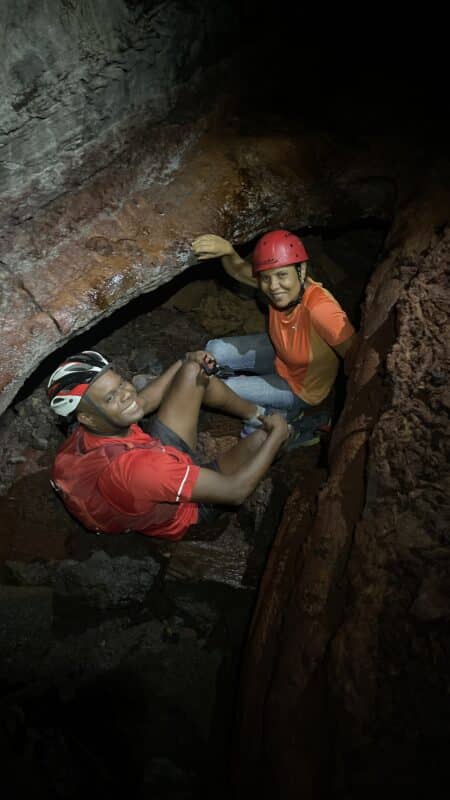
[{"x1": 192, "y1": 234, "x2": 234, "y2": 260}]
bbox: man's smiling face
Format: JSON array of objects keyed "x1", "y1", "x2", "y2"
[{"x1": 80, "y1": 369, "x2": 144, "y2": 432}]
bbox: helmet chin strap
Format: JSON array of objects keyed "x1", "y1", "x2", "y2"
[{"x1": 281, "y1": 262, "x2": 308, "y2": 311}]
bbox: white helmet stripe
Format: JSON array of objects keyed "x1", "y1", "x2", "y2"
[
  {"x1": 50, "y1": 395, "x2": 83, "y2": 416},
  {"x1": 47, "y1": 361, "x2": 103, "y2": 387},
  {"x1": 47, "y1": 351, "x2": 111, "y2": 416}
]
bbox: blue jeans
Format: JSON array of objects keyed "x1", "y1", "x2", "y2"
[{"x1": 206, "y1": 333, "x2": 310, "y2": 419}]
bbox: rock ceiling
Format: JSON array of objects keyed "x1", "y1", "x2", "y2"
[{"x1": 1, "y1": 111, "x2": 405, "y2": 414}]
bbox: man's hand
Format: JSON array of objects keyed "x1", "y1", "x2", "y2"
[
  {"x1": 259, "y1": 412, "x2": 290, "y2": 442},
  {"x1": 184, "y1": 350, "x2": 216, "y2": 370},
  {"x1": 192, "y1": 234, "x2": 234, "y2": 260},
  {"x1": 191, "y1": 411, "x2": 291, "y2": 506}
]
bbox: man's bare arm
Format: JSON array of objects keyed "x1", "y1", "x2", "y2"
[
  {"x1": 137, "y1": 360, "x2": 183, "y2": 415},
  {"x1": 192, "y1": 234, "x2": 257, "y2": 288},
  {"x1": 190, "y1": 415, "x2": 288, "y2": 505}
]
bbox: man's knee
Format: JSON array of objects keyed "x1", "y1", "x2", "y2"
[
  {"x1": 180, "y1": 360, "x2": 201, "y2": 378},
  {"x1": 178, "y1": 359, "x2": 209, "y2": 389}
]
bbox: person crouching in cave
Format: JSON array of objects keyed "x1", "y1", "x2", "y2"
[
  {"x1": 47, "y1": 349, "x2": 290, "y2": 540},
  {"x1": 191, "y1": 230, "x2": 357, "y2": 448}
]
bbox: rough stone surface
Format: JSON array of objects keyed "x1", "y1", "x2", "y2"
[
  {"x1": 0, "y1": 585, "x2": 53, "y2": 651},
  {"x1": 6, "y1": 550, "x2": 161, "y2": 609},
  {"x1": 1, "y1": 111, "x2": 397, "y2": 413},
  {"x1": 0, "y1": 0, "x2": 240, "y2": 221},
  {"x1": 166, "y1": 518, "x2": 253, "y2": 588},
  {"x1": 232, "y1": 184, "x2": 450, "y2": 798}
]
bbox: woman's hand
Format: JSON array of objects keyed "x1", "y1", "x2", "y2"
[
  {"x1": 192, "y1": 234, "x2": 234, "y2": 260},
  {"x1": 192, "y1": 234, "x2": 257, "y2": 289}
]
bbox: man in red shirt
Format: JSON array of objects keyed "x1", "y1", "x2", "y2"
[{"x1": 48, "y1": 349, "x2": 289, "y2": 540}]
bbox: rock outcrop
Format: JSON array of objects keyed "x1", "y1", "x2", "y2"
[
  {"x1": 0, "y1": 0, "x2": 239, "y2": 221},
  {"x1": 232, "y1": 174, "x2": 450, "y2": 798},
  {"x1": 1, "y1": 113, "x2": 398, "y2": 414}
]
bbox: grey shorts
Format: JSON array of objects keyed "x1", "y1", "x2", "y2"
[{"x1": 148, "y1": 417, "x2": 221, "y2": 525}]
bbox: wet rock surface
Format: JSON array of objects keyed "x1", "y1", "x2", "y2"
[
  {"x1": 1, "y1": 84, "x2": 398, "y2": 413},
  {"x1": 233, "y1": 190, "x2": 450, "y2": 797},
  {"x1": 1, "y1": 0, "x2": 240, "y2": 220}
]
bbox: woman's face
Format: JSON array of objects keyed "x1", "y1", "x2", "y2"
[{"x1": 258, "y1": 264, "x2": 300, "y2": 309}]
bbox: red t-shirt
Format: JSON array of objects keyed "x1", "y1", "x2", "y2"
[{"x1": 53, "y1": 424, "x2": 200, "y2": 540}]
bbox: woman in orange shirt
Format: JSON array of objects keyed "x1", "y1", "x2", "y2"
[{"x1": 192, "y1": 230, "x2": 357, "y2": 447}]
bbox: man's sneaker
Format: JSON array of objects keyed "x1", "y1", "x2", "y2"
[
  {"x1": 285, "y1": 424, "x2": 321, "y2": 451},
  {"x1": 275, "y1": 422, "x2": 320, "y2": 459},
  {"x1": 286, "y1": 408, "x2": 305, "y2": 425}
]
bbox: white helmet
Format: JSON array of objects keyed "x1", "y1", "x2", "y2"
[{"x1": 47, "y1": 351, "x2": 110, "y2": 416}]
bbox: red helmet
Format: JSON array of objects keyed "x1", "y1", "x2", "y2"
[{"x1": 252, "y1": 230, "x2": 308, "y2": 275}]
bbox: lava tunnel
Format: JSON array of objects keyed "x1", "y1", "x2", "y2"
[{"x1": 0, "y1": 3, "x2": 449, "y2": 799}]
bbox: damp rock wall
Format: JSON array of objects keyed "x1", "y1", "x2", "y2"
[
  {"x1": 0, "y1": 0, "x2": 239, "y2": 223},
  {"x1": 0, "y1": 111, "x2": 397, "y2": 415},
  {"x1": 232, "y1": 173, "x2": 450, "y2": 798},
  {"x1": 1, "y1": 2, "x2": 404, "y2": 416}
]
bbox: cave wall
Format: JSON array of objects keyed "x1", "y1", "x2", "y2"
[
  {"x1": 2, "y1": 3, "x2": 414, "y2": 419},
  {"x1": 0, "y1": 107, "x2": 396, "y2": 415},
  {"x1": 1, "y1": 9, "x2": 449, "y2": 795},
  {"x1": 0, "y1": 0, "x2": 239, "y2": 224},
  {"x1": 1, "y1": 0, "x2": 244, "y2": 413},
  {"x1": 232, "y1": 175, "x2": 450, "y2": 797}
]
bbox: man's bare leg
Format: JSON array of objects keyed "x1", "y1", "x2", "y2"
[
  {"x1": 201, "y1": 373, "x2": 261, "y2": 418},
  {"x1": 156, "y1": 362, "x2": 258, "y2": 449}
]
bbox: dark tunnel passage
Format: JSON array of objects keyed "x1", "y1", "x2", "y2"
[{"x1": 0, "y1": 3, "x2": 449, "y2": 799}]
